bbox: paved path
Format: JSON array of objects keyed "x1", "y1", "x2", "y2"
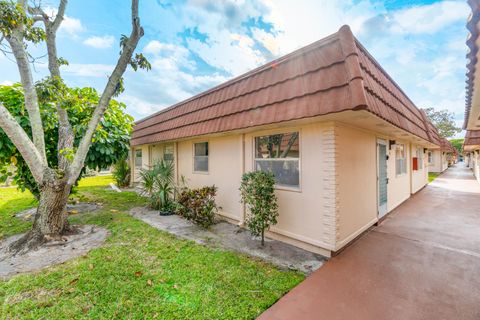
[{"x1": 259, "y1": 164, "x2": 480, "y2": 320}]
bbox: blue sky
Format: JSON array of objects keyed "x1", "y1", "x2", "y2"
[{"x1": 0, "y1": 0, "x2": 470, "y2": 137}]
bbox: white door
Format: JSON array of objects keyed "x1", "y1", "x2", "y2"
[{"x1": 377, "y1": 139, "x2": 388, "y2": 218}]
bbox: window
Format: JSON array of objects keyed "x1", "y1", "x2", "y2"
[
  {"x1": 428, "y1": 151, "x2": 433, "y2": 164},
  {"x1": 254, "y1": 132, "x2": 300, "y2": 188},
  {"x1": 163, "y1": 144, "x2": 174, "y2": 162},
  {"x1": 395, "y1": 144, "x2": 406, "y2": 176},
  {"x1": 193, "y1": 142, "x2": 208, "y2": 172},
  {"x1": 416, "y1": 148, "x2": 424, "y2": 170},
  {"x1": 135, "y1": 149, "x2": 142, "y2": 167}
]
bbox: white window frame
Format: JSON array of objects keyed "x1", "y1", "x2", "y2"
[
  {"x1": 416, "y1": 147, "x2": 424, "y2": 170},
  {"x1": 395, "y1": 144, "x2": 407, "y2": 176},
  {"x1": 163, "y1": 144, "x2": 174, "y2": 162},
  {"x1": 253, "y1": 131, "x2": 301, "y2": 191},
  {"x1": 193, "y1": 142, "x2": 209, "y2": 174},
  {"x1": 135, "y1": 149, "x2": 142, "y2": 168}
]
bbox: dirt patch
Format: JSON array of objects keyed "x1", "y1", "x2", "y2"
[
  {"x1": 130, "y1": 207, "x2": 324, "y2": 274},
  {"x1": 0, "y1": 225, "x2": 109, "y2": 280},
  {"x1": 15, "y1": 203, "x2": 101, "y2": 221}
]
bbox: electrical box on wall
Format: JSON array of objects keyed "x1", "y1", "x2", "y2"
[{"x1": 412, "y1": 157, "x2": 418, "y2": 171}]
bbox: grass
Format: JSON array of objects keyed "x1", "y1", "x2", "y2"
[
  {"x1": 0, "y1": 175, "x2": 303, "y2": 319},
  {"x1": 428, "y1": 172, "x2": 440, "y2": 183}
]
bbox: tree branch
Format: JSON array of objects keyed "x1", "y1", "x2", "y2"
[
  {"x1": 68, "y1": 0, "x2": 144, "y2": 184},
  {"x1": 0, "y1": 103, "x2": 45, "y2": 184},
  {"x1": 39, "y1": 0, "x2": 74, "y2": 171},
  {"x1": 6, "y1": 33, "x2": 48, "y2": 166}
]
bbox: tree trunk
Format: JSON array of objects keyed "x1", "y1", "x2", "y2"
[{"x1": 9, "y1": 169, "x2": 74, "y2": 254}]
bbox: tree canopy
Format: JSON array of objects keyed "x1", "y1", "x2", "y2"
[
  {"x1": 0, "y1": 83, "x2": 134, "y2": 197},
  {"x1": 449, "y1": 138, "x2": 464, "y2": 155},
  {"x1": 423, "y1": 107, "x2": 461, "y2": 138}
]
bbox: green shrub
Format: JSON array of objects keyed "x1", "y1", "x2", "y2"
[
  {"x1": 112, "y1": 157, "x2": 131, "y2": 187},
  {"x1": 139, "y1": 160, "x2": 175, "y2": 211},
  {"x1": 240, "y1": 171, "x2": 278, "y2": 246},
  {"x1": 177, "y1": 186, "x2": 217, "y2": 228}
]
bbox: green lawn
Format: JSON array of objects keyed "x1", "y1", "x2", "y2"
[
  {"x1": 428, "y1": 172, "x2": 440, "y2": 183},
  {"x1": 0, "y1": 176, "x2": 303, "y2": 319}
]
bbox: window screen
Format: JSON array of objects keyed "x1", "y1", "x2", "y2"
[
  {"x1": 163, "y1": 144, "x2": 174, "y2": 162},
  {"x1": 416, "y1": 148, "x2": 424, "y2": 170},
  {"x1": 194, "y1": 142, "x2": 208, "y2": 172},
  {"x1": 135, "y1": 149, "x2": 142, "y2": 167},
  {"x1": 254, "y1": 132, "x2": 299, "y2": 188},
  {"x1": 395, "y1": 144, "x2": 406, "y2": 176}
]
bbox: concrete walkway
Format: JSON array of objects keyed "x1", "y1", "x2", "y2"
[{"x1": 259, "y1": 163, "x2": 480, "y2": 320}]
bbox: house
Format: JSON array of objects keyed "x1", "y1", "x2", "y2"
[
  {"x1": 465, "y1": 131, "x2": 480, "y2": 182},
  {"x1": 464, "y1": 0, "x2": 480, "y2": 183},
  {"x1": 130, "y1": 25, "x2": 440, "y2": 257},
  {"x1": 427, "y1": 138, "x2": 455, "y2": 173}
]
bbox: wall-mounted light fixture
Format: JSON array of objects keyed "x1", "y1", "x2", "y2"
[
  {"x1": 423, "y1": 148, "x2": 427, "y2": 153},
  {"x1": 389, "y1": 140, "x2": 396, "y2": 150}
]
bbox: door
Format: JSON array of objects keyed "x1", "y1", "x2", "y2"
[{"x1": 377, "y1": 139, "x2": 388, "y2": 218}]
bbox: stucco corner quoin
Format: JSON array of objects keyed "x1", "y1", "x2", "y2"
[{"x1": 321, "y1": 123, "x2": 340, "y2": 250}]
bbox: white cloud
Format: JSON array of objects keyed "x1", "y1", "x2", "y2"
[
  {"x1": 187, "y1": 31, "x2": 265, "y2": 75},
  {"x1": 42, "y1": 6, "x2": 85, "y2": 36},
  {"x1": 121, "y1": 40, "x2": 228, "y2": 119},
  {"x1": 118, "y1": 94, "x2": 166, "y2": 118},
  {"x1": 258, "y1": 0, "x2": 381, "y2": 55},
  {"x1": 62, "y1": 63, "x2": 114, "y2": 77},
  {"x1": 144, "y1": 41, "x2": 194, "y2": 69},
  {"x1": 390, "y1": 1, "x2": 469, "y2": 34},
  {"x1": 0, "y1": 80, "x2": 13, "y2": 86},
  {"x1": 83, "y1": 35, "x2": 115, "y2": 49},
  {"x1": 61, "y1": 16, "x2": 85, "y2": 35}
]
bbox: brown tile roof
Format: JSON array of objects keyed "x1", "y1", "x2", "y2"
[
  {"x1": 440, "y1": 138, "x2": 455, "y2": 153},
  {"x1": 465, "y1": 0, "x2": 480, "y2": 129},
  {"x1": 131, "y1": 25, "x2": 439, "y2": 146},
  {"x1": 465, "y1": 130, "x2": 480, "y2": 146}
]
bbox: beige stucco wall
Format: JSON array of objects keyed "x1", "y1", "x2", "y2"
[
  {"x1": 336, "y1": 124, "x2": 377, "y2": 248},
  {"x1": 428, "y1": 150, "x2": 446, "y2": 173},
  {"x1": 387, "y1": 140, "x2": 411, "y2": 211},
  {"x1": 131, "y1": 145, "x2": 150, "y2": 183},
  {"x1": 473, "y1": 152, "x2": 480, "y2": 182},
  {"x1": 244, "y1": 123, "x2": 333, "y2": 253},
  {"x1": 129, "y1": 119, "x2": 432, "y2": 256},
  {"x1": 177, "y1": 135, "x2": 244, "y2": 222},
  {"x1": 411, "y1": 144, "x2": 428, "y2": 194},
  {"x1": 150, "y1": 144, "x2": 163, "y2": 163}
]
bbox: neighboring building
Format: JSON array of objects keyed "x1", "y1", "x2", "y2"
[
  {"x1": 465, "y1": 131, "x2": 480, "y2": 181},
  {"x1": 427, "y1": 138, "x2": 455, "y2": 173},
  {"x1": 464, "y1": 0, "x2": 480, "y2": 183},
  {"x1": 130, "y1": 26, "x2": 440, "y2": 257}
]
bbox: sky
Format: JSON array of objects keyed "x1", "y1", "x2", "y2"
[{"x1": 0, "y1": 0, "x2": 471, "y2": 138}]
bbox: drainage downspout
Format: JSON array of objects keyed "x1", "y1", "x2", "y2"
[{"x1": 240, "y1": 133, "x2": 246, "y2": 226}]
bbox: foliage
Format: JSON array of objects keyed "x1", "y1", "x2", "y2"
[
  {"x1": 139, "y1": 160, "x2": 175, "y2": 212},
  {"x1": 240, "y1": 171, "x2": 278, "y2": 246},
  {"x1": 428, "y1": 172, "x2": 440, "y2": 183},
  {"x1": 423, "y1": 107, "x2": 461, "y2": 138},
  {"x1": 0, "y1": 0, "x2": 46, "y2": 43},
  {"x1": 0, "y1": 175, "x2": 303, "y2": 319},
  {"x1": 0, "y1": 83, "x2": 134, "y2": 198},
  {"x1": 112, "y1": 157, "x2": 131, "y2": 187},
  {"x1": 450, "y1": 138, "x2": 464, "y2": 154},
  {"x1": 177, "y1": 186, "x2": 217, "y2": 228}
]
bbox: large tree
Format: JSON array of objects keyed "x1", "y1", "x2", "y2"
[
  {"x1": 450, "y1": 138, "x2": 464, "y2": 155},
  {"x1": 0, "y1": 84, "x2": 134, "y2": 198},
  {"x1": 0, "y1": 0, "x2": 147, "y2": 253},
  {"x1": 423, "y1": 107, "x2": 461, "y2": 138}
]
